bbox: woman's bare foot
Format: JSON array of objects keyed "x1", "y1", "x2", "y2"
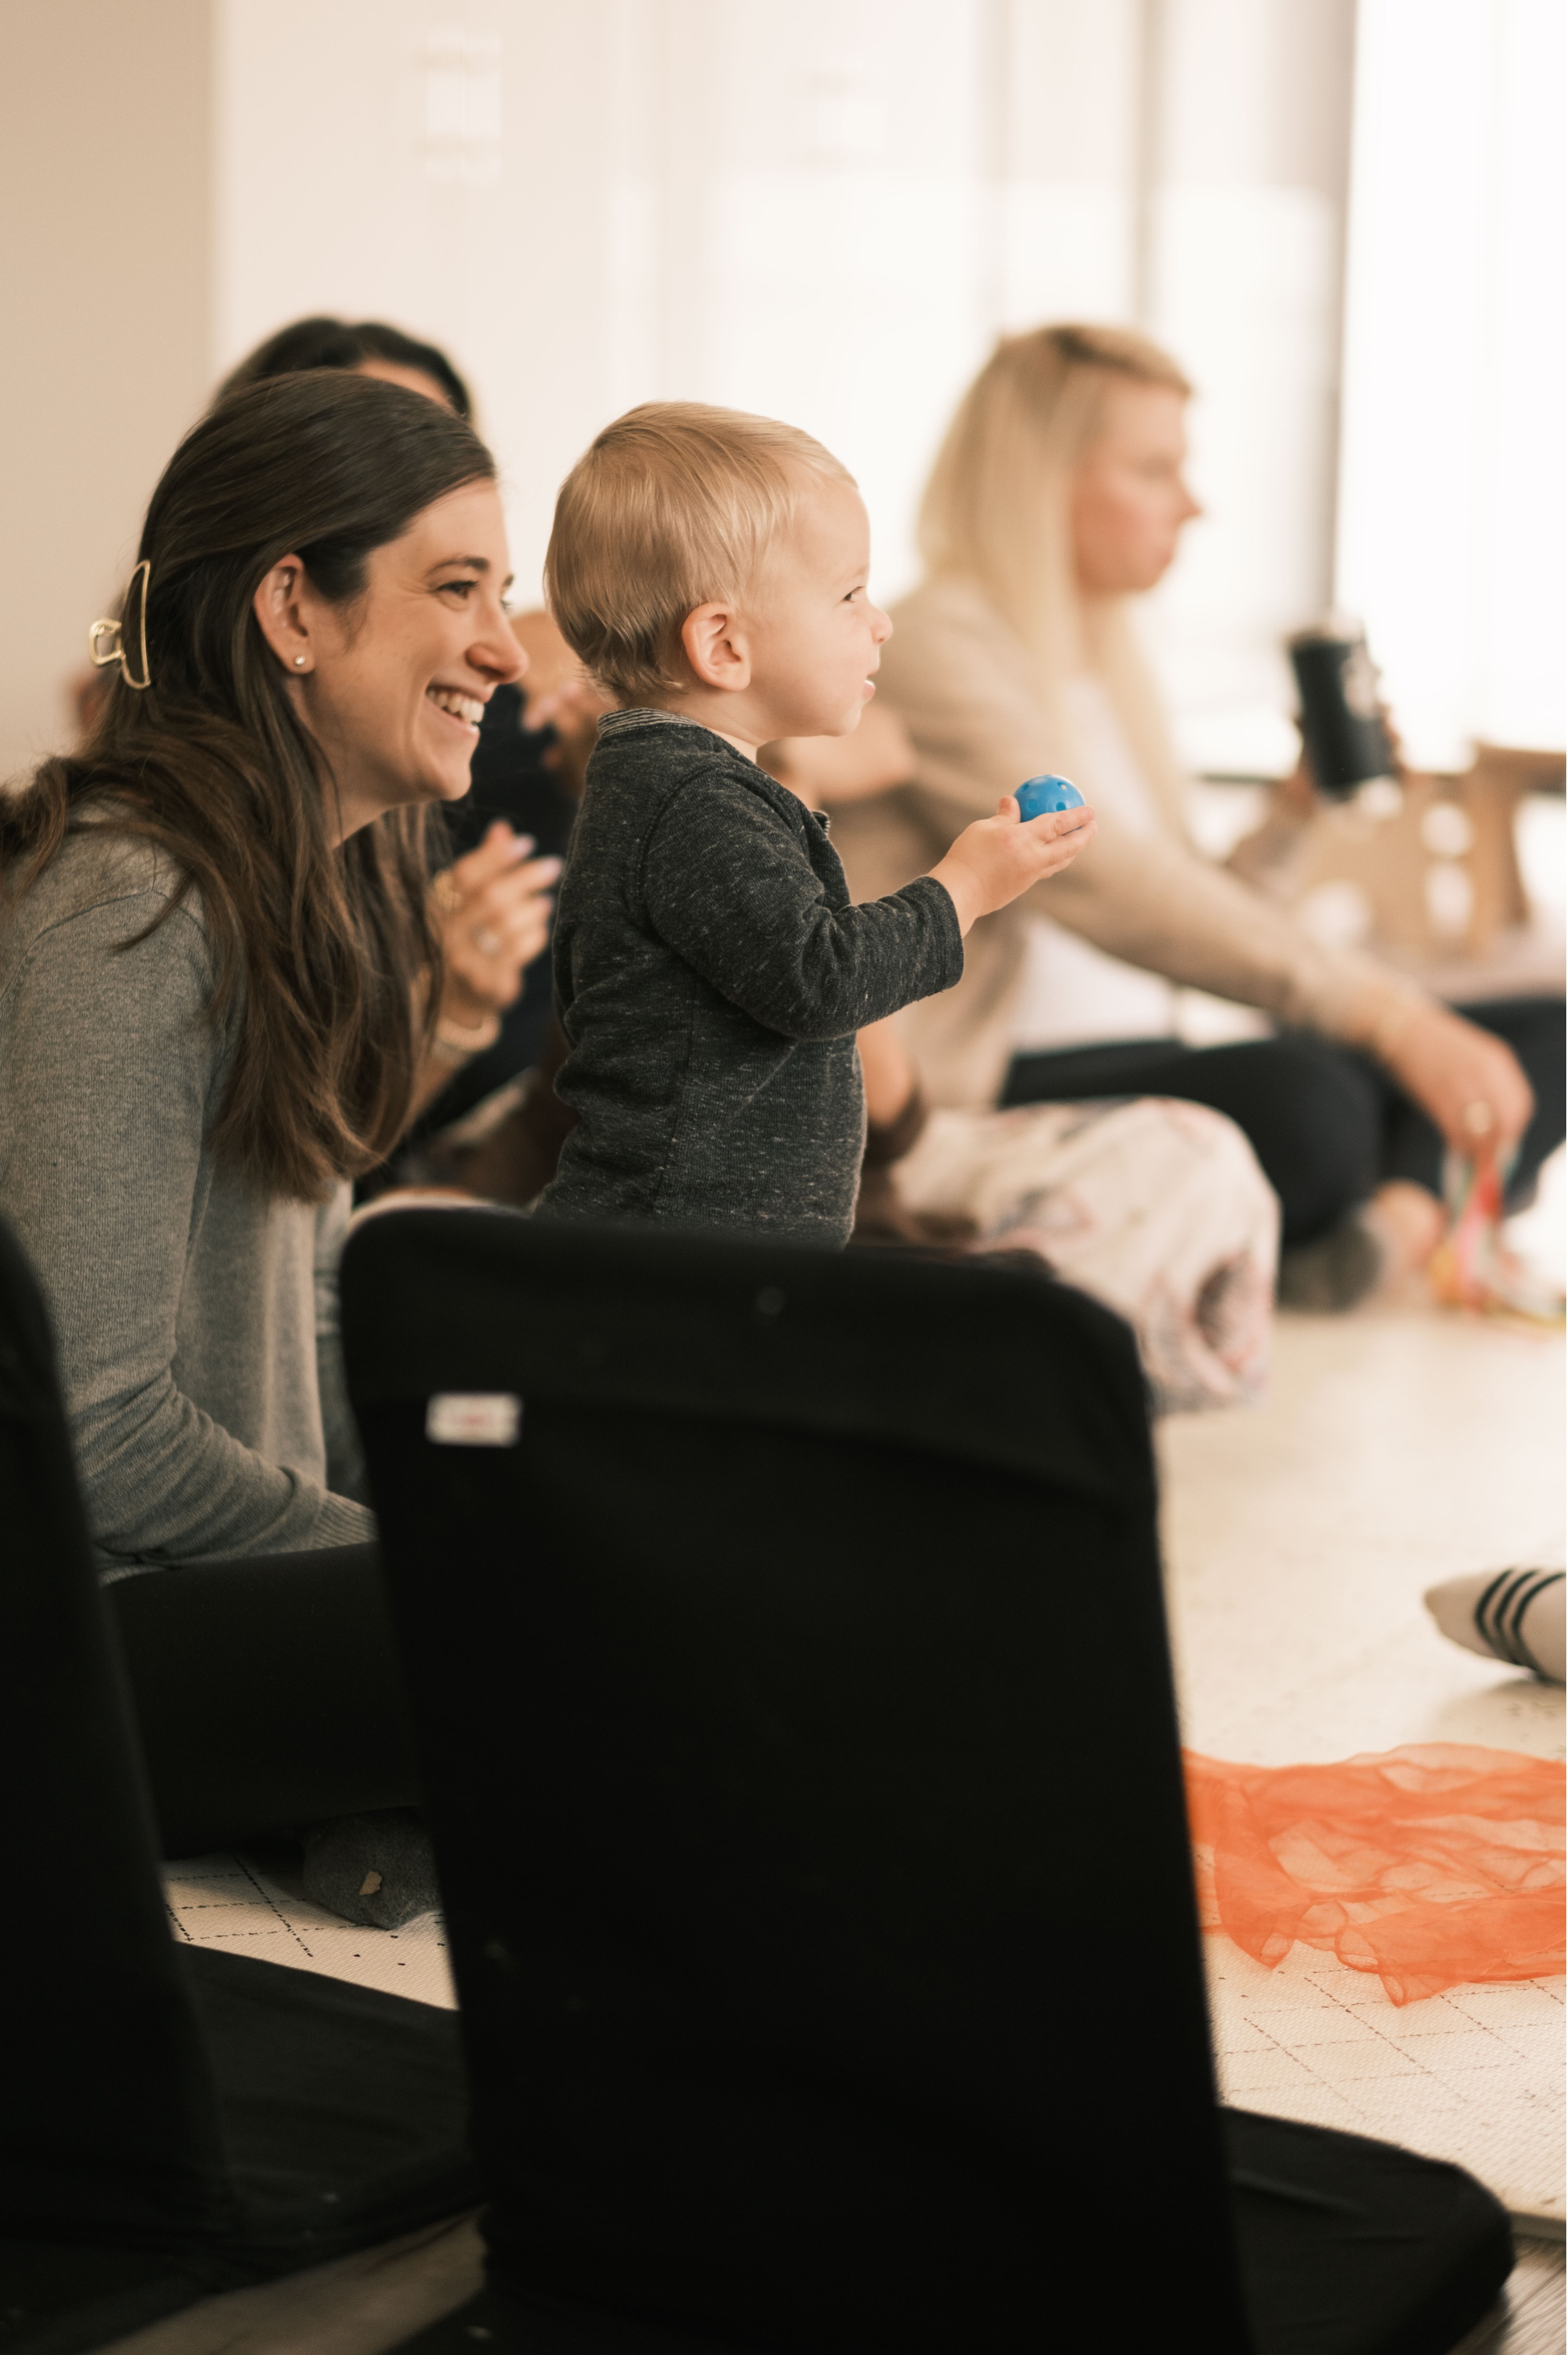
[
  {"x1": 1277, "y1": 1182, "x2": 1446, "y2": 1313},
  {"x1": 1362, "y1": 1180, "x2": 1447, "y2": 1291}
]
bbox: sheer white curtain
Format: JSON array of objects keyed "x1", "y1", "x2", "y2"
[
  {"x1": 1336, "y1": 0, "x2": 1566, "y2": 767},
  {"x1": 1137, "y1": 0, "x2": 1355, "y2": 772},
  {"x1": 213, "y1": 0, "x2": 1356, "y2": 761},
  {"x1": 20, "y1": 3, "x2": 1547, "y2": 796}
]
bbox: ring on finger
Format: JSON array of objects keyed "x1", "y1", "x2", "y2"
[{"x1": 472, "y1": 926, "x2": 504, "y2": 958}]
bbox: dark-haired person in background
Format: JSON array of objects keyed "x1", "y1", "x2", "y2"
[
  {"x1": 216, "y1": 313, "x2": 477, "y2": 417},
  {"x1": 0, "y1": 371, "x2": 521, "y2": 1912},
  {"x1": 220, "y1": 316, "x2": 583, "y2": 1152}
]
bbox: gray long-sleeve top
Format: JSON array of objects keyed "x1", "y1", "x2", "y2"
[
  {"x1": 0, "y1": 824, "x2": 374, "y2": 1565},
  {"x1": 538, "y1": 711, "x2": 964, "y2": 1244}
]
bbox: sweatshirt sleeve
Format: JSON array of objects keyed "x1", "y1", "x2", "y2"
[
  {"x1": 0, "y1": 891, "x2": 374, "y2": 1561},
  {"x1": 880, "y1": 584, "x2": 1429, "y2": 1049},
  {"x1": 641, "y1": 769, "x2": 963, "y2": 1039}
]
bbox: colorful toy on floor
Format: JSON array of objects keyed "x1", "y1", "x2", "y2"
[
  {"x1": 1428, "y1": 1144, "x2": 1565, "y2": 1322},
  {"x1": 1014, "y1": 772, "x2": 1085, "y2": 819}
]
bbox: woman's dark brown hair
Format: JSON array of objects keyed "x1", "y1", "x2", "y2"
[{"x1": 0, "y1": 371, "x2": 495, "y2": 1200}]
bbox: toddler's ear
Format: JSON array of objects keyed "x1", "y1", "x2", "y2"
[{"x1": 681, "y1": 600, "x2": 752, "y2": 694}]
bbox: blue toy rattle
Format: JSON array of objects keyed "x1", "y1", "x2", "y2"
[{"x1": 1014, "y1": 772, "x2": 1085, "y2": 819}]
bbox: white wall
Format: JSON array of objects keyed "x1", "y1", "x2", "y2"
[
  {"x1": 22, "y1": 2, "x2": 1545, "y2": 797},
  {"x1": 1337, "y1": 0, "x2": 1567, "y2": 766},
  {"x1": 213, "y1": 0, "x2": 1015, "y2": 603},
  {"x1": 1142, "y1": 0, "x2": 1355, "y2": 768},
  {"x1": 212, "y1": 0, "x2": 1355, "y2": 771},
  {"x1": 0, "y1": 0, "x2": 213, "y2": 783}
]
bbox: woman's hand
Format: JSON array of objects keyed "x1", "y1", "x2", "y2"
[
  {"x1": 512, "y1": 608, "x2": 609, "y2": 798},
  {"x1": 528, "y1": 677, "x2": 605, "y2": 800},
  {"x1": 406, "y1": 823, "x2": 562, "y2": 1123},
  {"x1": 929, "y1": 797, "x2": 1096, "y2": 935},
  {"x1": 436, "y1": 820, "x2": 562, "y2": 1025},
  {"x1": 1381, "y1": 1001, "x2": 1534, "y2": 1159}
]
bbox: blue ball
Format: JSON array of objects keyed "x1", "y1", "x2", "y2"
[{"x1": 1014, "y1": 773, "x2": 1085, "y2": 819}]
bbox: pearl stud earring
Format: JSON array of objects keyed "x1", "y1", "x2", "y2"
[{"x1": 294, "y1": 655, "x2": 307, "y2": 668}]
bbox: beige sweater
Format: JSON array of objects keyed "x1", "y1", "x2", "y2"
[{"x1": 832, "y1": 576, "x2": 1427, "y2": 1108}]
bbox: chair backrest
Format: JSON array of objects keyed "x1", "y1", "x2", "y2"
[
  {"x1": 0, "y1": 1219, "x2": 234, "y2": 2244},
  {"x1": 343, "y1": 1210, "x2": 1252, "y2": 2353}
]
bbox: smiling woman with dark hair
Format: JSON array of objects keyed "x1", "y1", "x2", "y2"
[
  {"x1": 0, "y1": 370, "x2": 522, "y2": 1880},
  {"x1": 210, "y1": 313, "x2": 573, "y2": 1165}
]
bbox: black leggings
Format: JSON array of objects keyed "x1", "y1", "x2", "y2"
[
  {"x1": 107, "y1": 1543, "x2": 420, "y2": 1859},
  {"x1": 1002, "y1": 996, "x2": 1565, "y2": 1248}
]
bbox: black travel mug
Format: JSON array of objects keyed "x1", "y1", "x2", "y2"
[{"x1": 1288, "y1": 619, "x2": 1396, "y2": 799}]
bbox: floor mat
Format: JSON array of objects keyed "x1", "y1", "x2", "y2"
[
  {"x1": 1208, "y1": 1939, "x2": 1563, "y2": 2231},
  {"x1": 164, "y1": 1849, "x2": 456, "y2": 2009}
]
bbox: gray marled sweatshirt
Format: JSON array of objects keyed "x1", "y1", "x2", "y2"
[
  {"x1": 0, "y1": 824, "x2": 374, "y2": 1566},
  {"x1": 538, "y1": 711, "x2": 964, "y2": 1244}
]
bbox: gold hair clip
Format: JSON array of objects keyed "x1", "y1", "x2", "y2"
[{"x1": 88, "y1": 559, "x2": 152, "y2": 691}]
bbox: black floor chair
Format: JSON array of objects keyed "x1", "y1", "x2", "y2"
[
  {"x1": 0, "y1": 1217, "x2": 478, "y2": 2354},
  {"x1": 340, "y1": 1208, "x2": 1513, "y2": 2355}
]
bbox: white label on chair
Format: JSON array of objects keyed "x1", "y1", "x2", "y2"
[{"x1": 425, "y1": 1393, "x2": 522, "y2": 1446}]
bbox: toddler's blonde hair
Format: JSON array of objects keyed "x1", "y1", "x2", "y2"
[{"x1": 545, "y1": 401, "x2": 854, "y2": 704}]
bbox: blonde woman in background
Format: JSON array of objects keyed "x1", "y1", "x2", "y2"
[{"x1": 789, "y1": 326, "x2": 1561, "y2": 1309}]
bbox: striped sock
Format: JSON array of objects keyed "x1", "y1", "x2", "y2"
[
  {"x1": 1423, "y1": 1569, "x2": 1566, "y2": 1684},
  {"x1": 1472, "y1": 1568, "x2": 1566, "y2": 1680}
]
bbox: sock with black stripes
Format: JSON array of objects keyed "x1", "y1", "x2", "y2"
[{"x1": 1423, "y1": 1568, "x2": 1566, "y2": 1685}]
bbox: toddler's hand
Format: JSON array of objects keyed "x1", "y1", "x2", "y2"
[{"x1": 929, "y1": 796, "x2": 1096, "y2": 935}]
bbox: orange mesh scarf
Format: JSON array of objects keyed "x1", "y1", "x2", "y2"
[{"x1": 1185, "y1": 1744, "x2": 1565, "y2": 2007}]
